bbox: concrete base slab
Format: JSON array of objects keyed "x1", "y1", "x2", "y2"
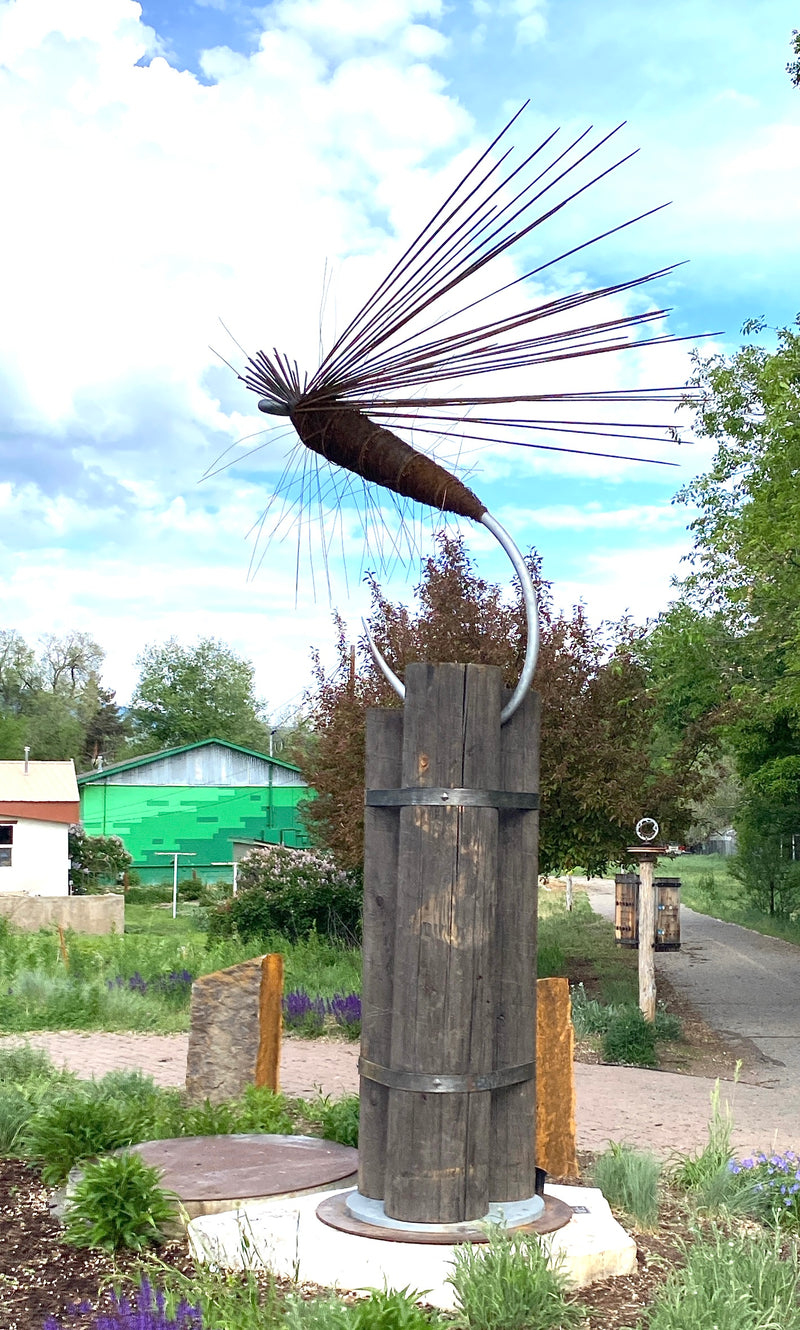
[{"x1": 188, "y1": 1184, "x2": 637, "y2": 1309}]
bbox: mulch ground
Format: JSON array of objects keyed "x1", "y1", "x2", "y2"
[{"x1": 1, "y1": 1153, "x2": 691, "y2": 1330}]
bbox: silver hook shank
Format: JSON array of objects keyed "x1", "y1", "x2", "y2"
[{"x1": 362, "y1": 511, "x2": 539, "y2": 726}]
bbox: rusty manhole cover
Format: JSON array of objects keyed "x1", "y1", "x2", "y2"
[{"x1": 131, "y1": 1134, "x2": 357, "y2": 1203}]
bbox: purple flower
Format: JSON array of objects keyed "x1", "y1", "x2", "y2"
[
  {"x1": 328, "y1": 992, "x2": 362, "y2": 1034},
  {"x1": 282, "y1": 990, "x2": 326, "y2": 1034}
]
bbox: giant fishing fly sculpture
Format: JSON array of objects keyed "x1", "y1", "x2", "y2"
[{"x1": 234, "y1": 106, "x2": 698, "y2": 721}]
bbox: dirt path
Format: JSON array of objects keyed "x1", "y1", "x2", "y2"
[
  {"x1": 584, "y1": 877, "x2": 800, "y2": 1089},
  {"x1": 4, "y1": 1030, "x2": 799, "y2": 1161}
]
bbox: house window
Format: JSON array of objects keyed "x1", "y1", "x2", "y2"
[{"x1": 0, "y1": 824, "x2": 12, "y2": 868}]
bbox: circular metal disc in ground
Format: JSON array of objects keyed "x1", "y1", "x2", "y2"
[
  {"x1": 131, "y1": 1134, "x2": 357, "y2": 1204},
  {"x1": 316, "y1": 1189, "x2": 574, "y2": 1244}
]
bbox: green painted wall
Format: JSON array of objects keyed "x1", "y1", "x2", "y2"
[{"x1": 80, "y1": 783, "x2": 310, "y2": 871}]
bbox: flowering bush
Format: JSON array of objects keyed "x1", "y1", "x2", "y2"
[
  {"x1": 729, "y1": 1150, "x2": 800, "y2": 1228},
  {"x1": 68, "y1": 827, "x2": 132, "y2": 893},
  {"x1": 207, "y1": 845, "x2": 362, "y2": 943}
]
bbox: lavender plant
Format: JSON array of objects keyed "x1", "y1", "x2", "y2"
[
  {"x1": 328, "y1": 992, "x2": 361, "y2": 1039},
  {"x1": 44, "y1": 1277, "x2": 201, "y2": 1329},
  {"x1": 283, "y1": 990, "x2": 327, "y2": 1036},
  {"x1": 729, "y1": 1151, "x2": 800, "y2": 1229}
]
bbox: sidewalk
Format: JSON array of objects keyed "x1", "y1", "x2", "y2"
[{"x1": 4, "y1": 1030, "x2": 799, "y2": 1159}]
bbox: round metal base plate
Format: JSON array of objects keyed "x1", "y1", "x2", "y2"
[
  {"x1": 316, "y1": 1188, "x2": 574, "y2": 1244},
  {"x1": 130, "y1": 1134, "x2": 358, "y2": 1203}
]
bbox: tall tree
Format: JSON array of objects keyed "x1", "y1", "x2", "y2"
[
  {"x1": 129, "y1": 637, "x2": 270, "y2": 752},
  {"x1": 297, "y1": 535, "x2": 710, "y2": 874},
  {"x1": 674, "y1": 321, "x2": 800, "y2": 909},
  {"x1": 0, "y1": 628, "x2": 110, "y2": 764}
]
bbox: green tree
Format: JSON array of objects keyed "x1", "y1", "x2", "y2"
[
  {"x1": 297, "y1": 535, "x2": 708, "y2": 875},
  {"x1": 0, "y1": 628, "x2": 112, "y2": 765},
  {"x1": 675, "y1": 321, "x2": 800, "y2": 904},
  {"x1": 129, "y1": 637, "x2": 270, "y2": 752},
  {"x1": 788, "y1": 28, "x2": 800, "y2": 86},
  {"x1": 78, "y1": 675, "x2": 130, "y2": 769}
]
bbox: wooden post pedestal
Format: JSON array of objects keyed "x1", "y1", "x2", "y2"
[{"x1": 358, "y1": 662, "x2": 540, "y2": 1225}]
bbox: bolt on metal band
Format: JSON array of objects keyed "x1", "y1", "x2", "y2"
[
  {"x1": 365, "y1": 787, "x2": 539, "y2": 810},
  {"x1": 358, "y1": 1057, "x2": 536, "y2": 1095}
]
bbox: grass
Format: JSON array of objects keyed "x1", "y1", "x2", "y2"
[
  {"x1": 0, "y1": 916, "x2": 361, "y2": 1035},
  {"x1": 591, "y1": 1142, "x2": 661, "y2": 1227},
  {"x1": 655, "y1": 852, "x2": 800, "y2": 947},
  {"x1": 670, "y1": 1078, "x2": 735, "y2": 1196},
  {"x1": 645, "y1": 1225, "x2": 800, "y2": 1330},
  {"x1": 1, "y1": 1043, "x2": 359, "y2": 1182}
]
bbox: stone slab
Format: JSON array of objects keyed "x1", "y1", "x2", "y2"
[
  {"x1": 188, "y1": 1184, "x2": 637, "y2": 1307},
  {"x1": 536, "y1": 977, "x2": 578, "y2": 1176},
  {"x1": 185, "y1": 957, "x2": 264, "y2": 1105}
]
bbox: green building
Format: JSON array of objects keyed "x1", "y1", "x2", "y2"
[{"x1": 78, "y1": 739, "x2": 310, "y2": 879}]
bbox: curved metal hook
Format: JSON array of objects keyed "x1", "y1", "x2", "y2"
[{"x1": 362, "y1": 511, "x2": 539, "y2": 725}]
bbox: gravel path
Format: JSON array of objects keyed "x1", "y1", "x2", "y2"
[
  {"x1": 584, "y1": 876, "x2": 800, "y2": 1089},
  {"x1": 4, "y1": 1030, "x2": 799, "y2": 1161}
]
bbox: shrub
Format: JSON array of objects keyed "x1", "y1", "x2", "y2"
[
  {"x1": 314, "y1": 1094, "x2": 359, "y2": 1148},
  {"x1": 601, "y1": 1006, "x2": 657, "y2": 1067},
  {"x1": 68, "y1": 826, "x2": 131, "y2": 892},
  {"x1": 207, "y1": 845, "x2": 362, "y2": 944},
  {"x1": 63, "y1": 1152, "x2": 178, "y2": 1252},
  {"x1": 446, "y1": 1228, "x2": 582, "y2": 1330},
  {"x1": 24, "y1": 1073, "x2": 164, "y2": 1183},
  {"x1": 646, "y1": 1224, "x2": 800, "y2": 1330},
  {"x1": 592, "y1": 1142, "x2": 661, "y2": 1227}
]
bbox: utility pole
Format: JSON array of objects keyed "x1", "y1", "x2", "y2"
[{"x1": 155, "y1": 851, "x2": 197, "y2": 919}]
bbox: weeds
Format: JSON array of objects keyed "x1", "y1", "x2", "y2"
[
  {"x1": 671, "y1": 1078, "x2": 735, "y2": 1194},
  {"x1": 592, "y1": 1142, "x2": 661, "y2": 1227}
]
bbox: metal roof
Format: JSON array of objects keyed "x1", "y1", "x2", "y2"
[
  {"x1": 0, "y1": 760, "x2": 79, "y2": 802},
  {"x1": 77, "y1": 737, "x2": 302, "y2": 785}
]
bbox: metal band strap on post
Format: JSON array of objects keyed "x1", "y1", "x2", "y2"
[
  {"x1": 358, "y1": 1057, "x2": 536, "y2": 1095},
  {"x1": 365, "y1": 788, "x2": 539, "y2": 810}
]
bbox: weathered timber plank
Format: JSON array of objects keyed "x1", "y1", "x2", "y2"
[
  {"x1": 384, "y1": 663, "x2": 501, "y2": 1223},
  {"x1": 489, "y1": 688, "x2": 540, "y2": 1201},
  {"x1": 359, "y1": 707, "x2": 403, "y2": 1200}
]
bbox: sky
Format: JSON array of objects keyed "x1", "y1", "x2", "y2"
[{"x1": 1, "y1": 0, "x2": 798, "y2": 721}]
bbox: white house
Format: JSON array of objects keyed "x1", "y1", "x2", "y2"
[{"x1": 0, "y1": 760, "x2": 80, "y2": 896}]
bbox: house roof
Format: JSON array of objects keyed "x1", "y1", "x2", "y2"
[
  {"x1": 77, "y1": 738, "x2": 302, "y2": 786},
  {"x1": 0, "y1": 761, "x2": 79, "y2": 802},
  {"x1": 0, "y1": 760, "x2": 80, "y2": 824}
]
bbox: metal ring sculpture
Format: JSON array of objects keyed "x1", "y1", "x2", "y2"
[{"x1": 362, "y1": 511, "x2": 538, "y2": 724}]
